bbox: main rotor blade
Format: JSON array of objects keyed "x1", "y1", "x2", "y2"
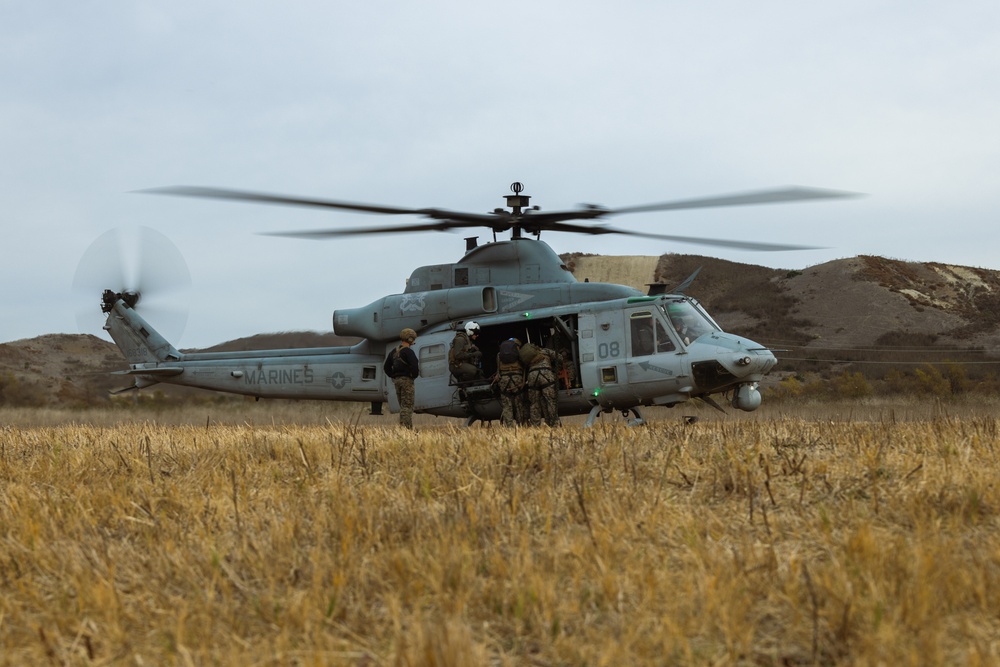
[
  {"x1": 260, "y1": 219, "x2": 489, "y2": 239},
  {"x1": 139, "y1": 185, "x2": 423, "y2": 215},
  {"x1": 137, "y1": 183, "x2": 858, "y2": 247},
  {"x1": 540, "y1": 221, "x2": 825, "y2": 251},
  {"x1": 610, "y1": 228, "x2": 825, "y2": 251},
  {"x1": 605, "y1": 186, "x2": 862, "y2": 216},
  {"x1": 138, "y1": 186, "x2": 499, "y2": 225}
]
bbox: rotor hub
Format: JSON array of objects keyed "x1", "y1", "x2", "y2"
[
  {"x1": 504, "y1": 181, "x2": 531, "y2": 214},
  {"x1": 101, "y1": 289, "x2": 139, "y2": 313}
]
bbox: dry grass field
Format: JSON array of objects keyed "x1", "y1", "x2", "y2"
[{"x1": 2, "y1": 404, "x2": 999, "y2": 665}]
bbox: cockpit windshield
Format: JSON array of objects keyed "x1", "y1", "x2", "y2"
[{"x1": 661, "y1": 298, "x2": 717, "y2": 345}]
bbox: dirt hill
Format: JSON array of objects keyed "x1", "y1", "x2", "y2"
[
  {"x1": 650, "y1": 254, "x2": 1000, "y2": 352},
  {"x1": 4, "y1": 254, "x2": 999, "y2": 406},
  {"x1": 0, "y1": 334, "x2": 127, "y2": 407},
  {"x1": 565, "y1": 255, "x2": 660, "y2": 293}
]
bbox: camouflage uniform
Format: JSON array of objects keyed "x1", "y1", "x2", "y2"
[
  {"x1": 384, "y1": 328, "x2": 419, "y2": 429},
  {"x1": 523, "y1": 345, "x2": 561, "y2": 427},
  {"x1": 449, "y1": 331, "x2": 484, "y2": 382},
  {"x1": 496, "y1": 358, "x2": 526, "y2": 426},
  {"x1": 392, "y1": 376, "x2": 415, "y2": 429}
]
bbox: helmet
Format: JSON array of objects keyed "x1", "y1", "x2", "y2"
[
  {"x1": 464, "y1": 321, "x2": 481, "y2": 337},
  {"x1": 510, "y1": 337, "x2": 522, "y2": 346},
  {"x1": 400, "y1": 328, "x2": 417, "y2": 343}
]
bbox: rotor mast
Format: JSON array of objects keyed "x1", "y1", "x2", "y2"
[{"x1": 503, "y1": 181, "x2": 532, "y2": 239}]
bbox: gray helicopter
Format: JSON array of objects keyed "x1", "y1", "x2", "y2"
[{"x1": 94, "y1": 182, "x2": 857, "y2": 425}]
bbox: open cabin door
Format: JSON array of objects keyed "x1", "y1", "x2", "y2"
[
  {"x1": 475, "y1": 314, "x2": 580, "y2": 389},
  {"x1": 411, "y1": 331, "x2": 457, "y2": 412}
]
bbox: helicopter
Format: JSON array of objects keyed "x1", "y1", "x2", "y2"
[{"x1": 92, "y1": 182, "x2": 858, "y2": 426}]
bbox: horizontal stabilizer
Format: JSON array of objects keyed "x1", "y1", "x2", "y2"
[
  {"x1": 113, "y1": 367, "x2": 185, "y2": 377},
  {"x1": 109, "y1": 375, "x2": 164, "y2": 394}
]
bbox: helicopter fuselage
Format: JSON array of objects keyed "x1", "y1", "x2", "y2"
[{"x1": 103, "y1": 240, "x2": 777, "y2": 425}]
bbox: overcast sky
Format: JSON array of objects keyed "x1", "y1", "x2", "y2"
[{"x1": 4, "y1": 1, "x2": 1000, "y2": 348}]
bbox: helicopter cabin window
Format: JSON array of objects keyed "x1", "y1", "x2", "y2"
[
  {"x1": 629, "y1": 312, "x2": 655, "y2": 357},
  {"x1": 454, "y1": 268, "x2": 469, "y2": 286},
  {"x1": 418, "y1": 343, "x2": 447, "y2": 378}
]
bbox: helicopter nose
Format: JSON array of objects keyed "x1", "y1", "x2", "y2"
[
  {"x1": 688, "y1": 334, "x2": 776, "y2": 380},
  {"x1": 737, "y1": 347, "x2": 777, "y2": 378},
  {"x1": 685, "y1": 335, "x2": 777, "y2": 395}
]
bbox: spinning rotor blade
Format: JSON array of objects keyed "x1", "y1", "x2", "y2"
[
  {"x1": 260, "y1": 216, "x2": 505, "y2": 239},
  {"x1": 602, "y1": 186, "x2": 861, "y2": 216},
  {"x1": 138, "y1": 183, "x2": 861, "y2": 249},
  {"x1": 262, "y1": 209, "x2": 827, "y2": 250},
  {"x1": 531, "y1": 220, "x2": 825, "y2": 251},
  {"x1": 139, "y1": 186, "x2": 500, "y2": 226},
  {"x1": 73, "y1": 226, "x2": 191, "y2": 343}
]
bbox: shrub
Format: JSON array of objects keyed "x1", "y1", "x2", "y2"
[
  {"x1": 831, "y1": 371, "x2": 873, "y2": 399},
  {"x1": 914, "y1": 365, "x2": 951, "y2": 397},
  {"x1": 0, "y1": 372, "x2": 48, "y2": 407}
]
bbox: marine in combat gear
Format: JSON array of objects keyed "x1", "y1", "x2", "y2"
[
  {"x1": 383, "y1": 328, "x2": 419, "y2": 429},
  {"x1": 520, "y1": 342, "x2": 562, "y2": 427},
  {"x1": 449, "y1": 321, "x2": 485, "y2": 382},
  {"x1": 495, "y1": 337, "x2": 527, "y2": 426}
]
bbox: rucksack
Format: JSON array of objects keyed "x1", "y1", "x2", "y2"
[
  {"x1": 448, "y1": 332, "x2": 465, "y2": 366},
  {"x1": 518, "y1": 342, "x2": 539, "y2": 366},
  {"x1": 390, "y1": 345, "x2": 409, "y2": 376},
  {"x1": 498, "y1": 339, "x2": 520, "y2": 364}
]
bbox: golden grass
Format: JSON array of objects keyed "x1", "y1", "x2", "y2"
[{"x1": 2, "y1": 414, "x2": 999, "y2": 665}]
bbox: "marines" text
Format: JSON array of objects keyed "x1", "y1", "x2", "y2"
[{"x1": 245, "y1": 368, "x2": 315, "y2": 385}]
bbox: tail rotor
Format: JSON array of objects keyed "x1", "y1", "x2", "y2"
[{"x1": 73, "y1": 226, "x2": 191, "y2": 344}]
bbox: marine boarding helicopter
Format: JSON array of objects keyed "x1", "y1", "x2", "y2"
[{"x1": 92, "y1": 182, "x2": 857, "y2": 426}]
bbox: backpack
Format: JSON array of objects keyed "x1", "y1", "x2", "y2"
[
  {"x1": 390, "y1": 345, "x2": 409, "y2": 376},
  {"x1": 448, "y1": 333, "x2": 465, "y2": 366},
  {"x1": 498, "y1": 339, "x2": 520, "y2": 364},
  {"x1": 518, "y1": 342, "x2": 540, "y2": 366}
]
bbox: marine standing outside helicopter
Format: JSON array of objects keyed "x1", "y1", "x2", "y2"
[
  {"x1": 383, "y1": 328, "x2": 420, "y2": 429},
  {"x1": 520, "y1": 341, "x2": 562, "y2": 427},
  {"x1": 449, "y1": 321, "x2": 485, "y2": 382},
  {"x1": 495, "y1": 338, "x2": 527, "y2": 426}
]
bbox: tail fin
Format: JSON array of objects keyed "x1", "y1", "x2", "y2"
[{"x1": 103, "y1": 298, "x2": 182, "y2": 364}]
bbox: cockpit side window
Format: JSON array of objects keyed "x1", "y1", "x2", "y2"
[
  {"x1": 655, "y1": 319, "x2": 675, "y2": 352},
  {"x1": 662, "y1": 299, "x2": 716, "y2": 346}
]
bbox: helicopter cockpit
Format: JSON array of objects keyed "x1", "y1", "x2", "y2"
[{"x1": 663, "y1": 298, "x2": 718, "y2": 346}]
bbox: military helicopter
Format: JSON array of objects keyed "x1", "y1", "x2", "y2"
[{"x1": 92, "y1": 182, "x2": 857, "y2": 426}]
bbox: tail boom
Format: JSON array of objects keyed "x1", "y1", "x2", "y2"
[{"x1": 103, "y1": 298, "x2": 387, "y2": 401}]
